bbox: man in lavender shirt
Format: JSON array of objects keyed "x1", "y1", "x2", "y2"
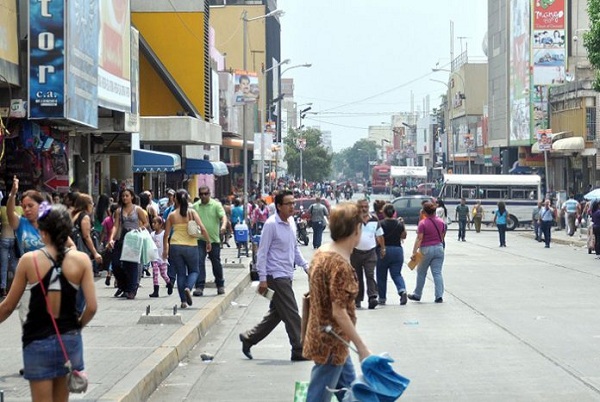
[{"x1": 239, "y1": 191, "x2": 309, "y2": 361}]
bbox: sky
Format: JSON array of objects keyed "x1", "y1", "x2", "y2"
[{"x1": 277, "y1": 0, "x2": 488, "y2": 152}]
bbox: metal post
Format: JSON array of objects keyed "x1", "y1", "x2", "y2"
[
  {"x1": 544, "y1": 150, "x2": 549, "y2": 197},
  {"x1": 242, "y1": 11, "x2": 249, "y2": 221},
  {"x1": 300, "y1": 148, "x2": 303, "y2": 188}
]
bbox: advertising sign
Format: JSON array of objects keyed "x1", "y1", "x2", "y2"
[
  {"x1": 233, "y1": 70, "x2": 259, "y2": 105},
  {"x1": 390, "y1": 166, "x2": 427, "y2": 178},
  {"x1": 65, "y1": 0, "x2": 99, "y2": 128},
  {"x1": 0, "y1": 0, "x2": 19, "y2": 85},
  {"x1": 123, "y1": 27, "x2": 140, "y2": 132},
  {"x1": 253, "y1": 133, "x2": 273, "y2": 161},
  {"x1": 531, "y1": 0, "x2": 566, "y2": 139},
  {"x1": 29, "y1": 0, "x2": 65, "y2": 118},
  {"x1": 509, "y1": 0, "x2": 531, "y2": 145},
  {"x1": 98, "y1": 0, "x2": 131, "y2": 111},
  {"x1": 537, "y1": 129, "x2": 553, "y2": 151}
]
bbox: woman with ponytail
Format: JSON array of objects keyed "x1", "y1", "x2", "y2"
[{"x1": 0, "y1": 204, "x2": 97, "y2": 401}]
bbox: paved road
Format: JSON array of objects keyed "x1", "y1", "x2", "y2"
[{"x1": 149, "y1": 226, "x2": 600, "y2": 401}]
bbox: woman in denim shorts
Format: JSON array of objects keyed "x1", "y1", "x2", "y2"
[{"x1": 0, "y1": 203, "x2": 97, "y2": 401}]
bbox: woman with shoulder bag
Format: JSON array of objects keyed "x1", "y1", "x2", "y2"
[
  {"x1": 163, "y1": 190, "x2": 210, "y2": 308},
  {"x1": 376, "y1": 203, "x2": 408, "y2": 306},
  {"x1": 106, "y1": 188, "x2": 148, "y2": 300},
  {"x1": 408, "y1": 201, "x2": 446, "y2": 303},
  {"x1": 0, "y1": 204, "x2": 97, "y2": 401}
]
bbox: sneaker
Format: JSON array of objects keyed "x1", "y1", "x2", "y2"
[
  {"x1": 217, "y1": 287, "x2": 225, "y2": 295},
  {"x1": 105, "y1": 275, "x2": 111, "y2": 287},
  {"x1": 193, "y1": 289, "x2": 204, "y2": 297},
  {"x1": 180, "y1": 302, "x2": 188, "y2": 309},
  {"x1": 400, "y1": 291, "x2": 408, "y2": 305},
  {"x1": 184, "y1": 288, "x2": 193, "y2": 306},
  {"x1": 407, "y1": 293, "x2": 421, "y2": 302},
  {"x1": 435, "y1": 297, "x2": 444, "y2": 303}
]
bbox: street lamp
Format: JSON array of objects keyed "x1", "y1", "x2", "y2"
[
  {"x1": 260, "y1": 58, "x2": 290, "y2": 195},
  {"x1": 381, "y1": 138, "x2": 390, "y2": 162},
  {"x1": 432, "y1": 67, "x2": 470, "y2": 174},
  {"x1": 298, "y1": 106, "x2": 312, "y2": 187},
  {"x1": 241, "y1": 8, "x2": 283, "y2": 217}
]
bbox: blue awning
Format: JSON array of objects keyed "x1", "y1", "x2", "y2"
[
  {"x1": 185, "y1": 158, "x2": 213, "y2": 175},
  {"x1": 132, "y1": 150, "x2": 181, "y2": 173},
  {"x1": 211, "y1": 161, "x2": 229, "y2": 176}
]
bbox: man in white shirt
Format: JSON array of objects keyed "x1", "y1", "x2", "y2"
[{"x1": 350, "y1": 199, "x2": 385, "y2": 309}]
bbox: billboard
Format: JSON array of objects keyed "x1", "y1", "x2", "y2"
[
  {"x1": 123, "y1": 27, "x2": 140, "y2": 132},
  {"x1": 253, "y1": 133, "x2": 273, "y2": 161},
  {"x1": 537, "y1": 129, "x2": 553, "y2": 151},
  {"x1": 233, "y1": 70, "x2": 259, "y2": 105},
  {"x1": 509, "y1": 0, "x2": 531, "y2": 145},
  {"x1": 531, "y1": 0, "x2": 566, "y2": 134},
  {"x1": 29, "y1": 0, "x2": 65, "y2": 119},
  {"x1": 98, "y1": 0, "x2": 131, "y2": 111},
  {"x1": 65, "y1": 0, "x2": 99, "y2": 127},
  {"x1": 0, "y1": 0, "x2": 19, "y2": 85}
]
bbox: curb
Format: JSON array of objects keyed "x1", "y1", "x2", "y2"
[
  {"x1": 97, "y1": 269, "x2": 251, "y2": 402},
  {"x1": 517, "y1": 231, "x2": 587, "y2": 247}
]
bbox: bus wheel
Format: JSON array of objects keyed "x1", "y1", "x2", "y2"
[{"x1": 506, "y1": 215, "x2": 518, "y2": 231}]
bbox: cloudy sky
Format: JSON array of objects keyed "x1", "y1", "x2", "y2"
[{"x1": 277, "y1": 0, "x2": 488, "y2": 151}]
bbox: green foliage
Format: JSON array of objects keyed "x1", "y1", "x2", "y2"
[
  {"x1": 283, "y1": 127, "x2": 332, "y2": 182},
  {"x1": 585, "y1": 0, "x2": 600, "y2": 90},
  {"x1": 331, "y1": 139, "x2": 379, "y2": 181}
]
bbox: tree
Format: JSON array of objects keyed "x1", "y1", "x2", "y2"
[
  {"x1": 283, "y1": 127, "x2": 332, "y2": 182},
  {"x1": 584, "y1": 0, "x2": 600, "y2": 90},
  {"x1": 331, "y1": 139, "x2": 379, "y2": 181}
]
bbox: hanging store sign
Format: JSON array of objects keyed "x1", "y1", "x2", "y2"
[{"x1": 28, "y1": 0, "x2": 65, "y2": 119}]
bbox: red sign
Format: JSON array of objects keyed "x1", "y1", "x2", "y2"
[
  {"x1": 533, "y1": 0, "x2": 565, "y2": 29},
  {"x1": 45, "y1": 175, "x2": 69, "y2": 191}
]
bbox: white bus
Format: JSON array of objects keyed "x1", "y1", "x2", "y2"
[{"x1": 439, "y1": 174, "x2": 542, "y2": 230}]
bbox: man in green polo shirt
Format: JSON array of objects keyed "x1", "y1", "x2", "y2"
[
  {"x1": 455, "y1": 197, "x2": 470, "y2": 242},
  {"x1": 192, "y1": 186, "x2": 228, "y2": 296}
]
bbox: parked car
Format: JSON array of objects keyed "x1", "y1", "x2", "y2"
[
  {"x1": 391, "y1": 195, "x2": 435, "y2": 225},
  {"x1": 294, "y1": 198, "x2": 331, "y2": 220}
]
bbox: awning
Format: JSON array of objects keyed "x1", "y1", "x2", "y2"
[
  {"x1": 552, "y1": 136, "x2": 585, "y2": 151},
  {"x1": 132, "y1": 150, "x2": 181, "y2": 173},
  {"x1": 185, "y1": 158, "x2": 213, "y2": 175},
  {"x1": 581, "y1": 148, "x2": 597, "y2": 156},
  {"x1": 211, "y1": 161, "x2": 229, "y2": 176}
]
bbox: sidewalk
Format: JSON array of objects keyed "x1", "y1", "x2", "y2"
[
  {"x1": 0, "y1": 245, "x2": 252, "y2": 402},
  {"x1": 516, "y1": 225, "x2": 588, "y2": 248}
]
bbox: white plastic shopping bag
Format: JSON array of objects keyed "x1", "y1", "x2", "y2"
[{"x1": 120, "y1": 230, "x2": 143, "y2": 263}]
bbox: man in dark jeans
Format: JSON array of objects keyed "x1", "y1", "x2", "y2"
[
  {"x1": 539, "y1": 199, "x2": 556, "y2": 248},
  {"x1": 191, "y1": 186, "x2": 229, "y2": 296},
  {"x1": 307, "y1": 197, "x2": 329, "y2": 249},
  {"x1": 455, "y1": 198, "x2": 470, "y2": 241}
]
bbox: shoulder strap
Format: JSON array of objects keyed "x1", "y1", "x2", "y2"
[
  {"x1": 428, "y1": 217, "x2": 444, "y2": 243},
  {"x1": 40, "y1": 247, "x2": 58, "y2": 267}
]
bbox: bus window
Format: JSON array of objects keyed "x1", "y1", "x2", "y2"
[
  {"x1": 486, "y1": 189, "x2": 503, "y2": 199},
  {"x1": 461, "y1": 187, "x2": 476, "y2": 199}
]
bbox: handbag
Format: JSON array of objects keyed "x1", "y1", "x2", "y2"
[
  {"x1": 33, "y1": 254, "x2": 89, "y2": 394},
  {"x1": 407, "y1": 251, "x2": 422, "y2": 270},
  {"x1": 187, "y1": 211, "x2": 202, "y2": 238},
  {"x1": 300, "y1": 292, "x2": 310, "y2": 344}
]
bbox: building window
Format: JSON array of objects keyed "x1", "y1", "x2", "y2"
[{"x1": 586, "y1": 107, "x2": 596, "y2": 140}]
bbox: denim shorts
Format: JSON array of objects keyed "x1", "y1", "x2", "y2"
[{"x1": 23, "y1": 330, "x2": 84, "y2": 380}]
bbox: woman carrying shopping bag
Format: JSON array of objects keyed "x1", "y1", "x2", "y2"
[{"x1": 107, "y1": 189, "x2": 148, "y2": 300}]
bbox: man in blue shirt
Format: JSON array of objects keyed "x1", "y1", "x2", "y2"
[
  {"x1": 562, "y1": 195, "x2": 579, "y2": 236},
  {"x1": 239, "y1": 191, "x2": 309, "y2": 361}
]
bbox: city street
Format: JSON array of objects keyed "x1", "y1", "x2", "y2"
[{"x1": 149, "y1": 225, "x2": 600, "y2": 402}]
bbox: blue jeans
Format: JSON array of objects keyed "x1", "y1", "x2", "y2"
[
  {"x1": 195, "y1": 241, "x2": 224, "y2": 289},
  {"x1": 306, "y1": 355, "x2": 355, "y2": 402},
  {"x1": 312, "y1": 221, "x2": 325, "y2": 249},
  {"x1": 0, "y1": 238, "x2": 18, "y2": 289},
  {"x1": 376, "y1": 246, "x2": 406, "y2": 302},
  {"x1": 458, "y1": 219, "x2": 467, "y2": 240},
  {"x1": 168, "y1": 245, "x2": 199, "y2": 302},
  {"x1": 412, "y1": 244, "x2": 445, "y2": 300},
  {"x1": 497, "y1": 223, "x2": 507, "y2": 246}
]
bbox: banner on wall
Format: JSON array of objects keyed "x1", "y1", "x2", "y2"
[
  {"x1": 0, "y1": 0, "x2": 20, "y2": 85},
  {"x1": 28, "y1": 0, "x2": 65, "y2": 118},
  {"x1": 98, "y1": 0, "x2": 131, "y2": 111},
  {"x1": 65, "y1": 0, "x2": 99, "y2": 127},
  {"x1": 531, "y1": 0, "x2": 566, "y2": 134},
  {"x1": 509, "y1": 0, "x2": 531, "y2": 145},
  {"x1": 123, "y1": 27, "x2": 140, "y2": 132}
]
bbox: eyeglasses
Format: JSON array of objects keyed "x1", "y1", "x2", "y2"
[
  {"x1": 281, "y1": 201, "x2": 295, "y2": 206},
  {"x1": 199, "y1": 192, "x2": 210, "y2": 196}
]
